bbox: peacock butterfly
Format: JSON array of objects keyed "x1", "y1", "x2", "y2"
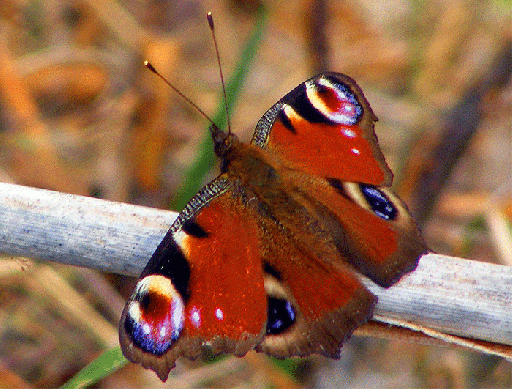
[{"x1": 119, "y1": 38, "x2": 428, "y2": 383}]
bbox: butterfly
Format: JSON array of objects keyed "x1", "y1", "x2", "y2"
[{"x1": 119, "y1": 71, "x2": 429, "y2": 381}]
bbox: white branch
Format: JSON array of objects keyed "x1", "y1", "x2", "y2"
[
  {"x1": 0, "y1": 183, "x2": 176, "y2": 276},
  {"x1": 0, "y1": 183, "x2": 511, "y2": 350}
]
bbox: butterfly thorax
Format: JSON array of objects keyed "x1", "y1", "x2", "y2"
[{"x1": 221, "y1": 143, "x2": 283, "y2": 193}]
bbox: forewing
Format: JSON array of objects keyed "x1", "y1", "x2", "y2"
[
  {"x1": 119, "y1": 178, "x2": 267, "y2": 381},
  {"x1": 251, "y1": 72, "x2": 393, "y2": 186}
]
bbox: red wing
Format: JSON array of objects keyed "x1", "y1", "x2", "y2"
[
  {"x1": 252, "y1": 72, "x2": 392, "y2": 186},
  {"x1": 119, "y1": 178, "x2": 267, "y2": 381}
]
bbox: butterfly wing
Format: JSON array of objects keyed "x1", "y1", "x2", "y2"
[
  {"x1": 251, "y1": 72, "x2": 428, "y2": 288},
  {"x1": 252, "y1": 72, "x2": 392, "y2": 186},
  {"x1": 119, "y1": 178, "x2": 267, "y2": 381}
]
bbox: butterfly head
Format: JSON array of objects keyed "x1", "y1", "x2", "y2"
[{"x1": 210, "y1": 123, "x2": 240, "y2": 160}]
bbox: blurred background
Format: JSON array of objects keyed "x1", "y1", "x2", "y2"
[{"x1": 0, "y1": 0, "x2": 510, "y2": 387}]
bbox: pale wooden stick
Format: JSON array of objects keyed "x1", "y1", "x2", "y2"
[
  {"x1": 0, "y1": 183, "x2": 176, "y2": 276},
  {"x1": 0, "y1": 183, "x2": 511, "y2": 351}
]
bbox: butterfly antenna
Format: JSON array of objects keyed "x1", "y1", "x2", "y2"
[
  {"x1": 144, "y1": 61, "x2": 217, "y2": 129},
  {"x1": 207, "y1": 12, "x2": 232, "y2": 135}
]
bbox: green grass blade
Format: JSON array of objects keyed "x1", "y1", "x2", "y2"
[
  {"x1": 60, "y1": 347, "x2": 128, "y2": 389},
  {"x1": 172, "y1": 5, "x2": 267, "y2": 210}
]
